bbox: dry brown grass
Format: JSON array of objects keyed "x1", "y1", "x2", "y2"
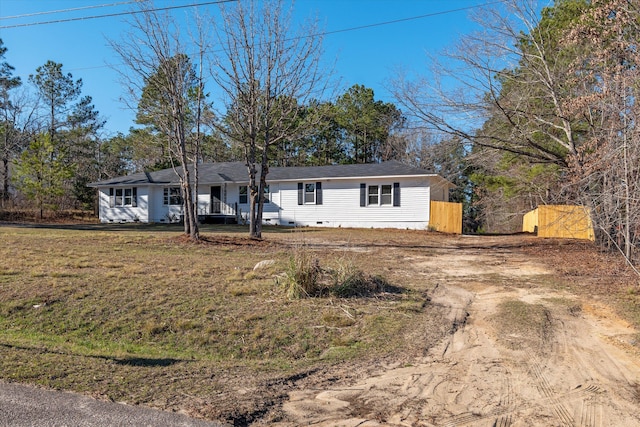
[{"x1": 0, "y1": 224, "x2": 441, "y2": 424}]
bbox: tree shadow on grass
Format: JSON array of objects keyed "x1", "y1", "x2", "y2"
[
  {"x1": 0, "y1": 221, "x2": 324, "y2": 235},
  {"x1": 110, "y1": 356, "x2": 183, "y2": 367},
  {"x1": 0, "y1": 342, "x2": 187, "y2": 368}
]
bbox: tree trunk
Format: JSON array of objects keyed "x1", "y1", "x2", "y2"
[
  {"x1": 180, "y1": 161, "x2": 198, "y2": 240},
  {"x1": 254, "y1": 147, "x2": 270, "y2": 240},
  {"x1": 192, "y1": 160, "x2": 200, "y2": 237},
  {"x1": 212, "y1": 0, "x2": 327, "y2": 239},
  {"x1": 248, "y1": 173, "x2": 258, "y2": 239},
  {"x1": 1, "y1": 156, "x2": 9, "y2": 206}
]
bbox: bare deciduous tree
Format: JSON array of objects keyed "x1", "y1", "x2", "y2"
[
  {"x1": 563, "y1": 0, "x2": 640, "y2": 265},
  {"x1": 393, "y1": 0, "x2": 640, "y2": 266},
  {"x1": 391, "y1": 0, "x2": 586, "y2": 167},
  {"x1": 1, "y1": 86, "x2": 37, "y2": 208},
  {"x1": 210, "y1": 0, "x2": 327, "y2": 239},
  {"x1": 390, "y1": 0, "x2": 587, "y2": 236},
  {"x1": 110, "y1": 1, "x2": 210, "y2": 240}
]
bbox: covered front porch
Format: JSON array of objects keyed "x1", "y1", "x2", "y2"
[
  {"x1": 198, "y1": 201, "x2": 240, "y2": 224},
  {"x1": 201, "y1": 184, "x2": 242, "y2": 224}
]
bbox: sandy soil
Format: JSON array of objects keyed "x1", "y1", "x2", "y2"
[{"x1": 272, "y1": 237, "x2": 640, "y2": 427}]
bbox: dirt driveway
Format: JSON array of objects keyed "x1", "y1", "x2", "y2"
[{"x1": 273, "y1": 235, "x2": 640, "y2": 426}]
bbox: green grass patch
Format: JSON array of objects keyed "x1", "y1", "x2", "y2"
[{"x1": 490, "y1": 300, "x2": 553, "y2": 351}]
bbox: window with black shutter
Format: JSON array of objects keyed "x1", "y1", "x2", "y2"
[
  {"x1": 315, "y1": 182, "x2": 322, "y2": 205},
  {"x1": 393, "y1": 182, "x2": 400, "y2": 207}
]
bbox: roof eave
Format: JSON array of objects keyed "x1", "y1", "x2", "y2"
[{"x1": 272, "y1": 173, "x2": 441, "y2": 182}]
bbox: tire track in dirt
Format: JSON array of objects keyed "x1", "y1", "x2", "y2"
[
  {"x1": 275, "y1": 248, "x2": 640, "y2": 427},
  {"x1": 439, "y1": 382, "x2": 605, "y2": 427},
  {"x1": 527, "y1": 356, "x2": 574, "y2": 426},
  {"x1": 491, "y1": 374, "x2": 514, "y2": 427},
  {"x1": 579, "y1": 397, "x2": 600, "y2": 427}
]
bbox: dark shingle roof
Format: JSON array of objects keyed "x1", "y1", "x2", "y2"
[
  {"x1": 89, "y1": 160, "x2": 443, "y2": 187},
  {"x1": 267, "y1": 161, "x2": 435, "y2": 181}
]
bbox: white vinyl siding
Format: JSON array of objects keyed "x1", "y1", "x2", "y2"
[
  {"x1": 96, "y1": 173, "x2": 448, "y2": 229},
  {"x1": 150, "y1": 186, "x2": 182, "y2": 222},
  {"x1": 98, "y1": 187, "x2": 148, "y2": 223},
  {"x1": 279, "y1": 177, "x2": 431, "y2": 229}
]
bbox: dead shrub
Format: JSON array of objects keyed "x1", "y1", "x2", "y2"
[
  {"x1": 278, "y1": 246, "x2": 321, "y2": 299},
  {"x1": 277, "y1": 244, "x2": 393, "y2": 299}
]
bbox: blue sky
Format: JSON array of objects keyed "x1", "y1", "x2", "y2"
[{"x1": 0, "y1": 0, "x2": 495, "y2": 136}]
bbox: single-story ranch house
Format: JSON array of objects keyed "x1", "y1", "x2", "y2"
[{"x1": 89, "y1": 161, "x2": 455, "y2": 229}]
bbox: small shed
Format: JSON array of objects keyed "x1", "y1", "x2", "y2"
[{"x1": 523, "y1": 205, "x2": 595, "y2": 241}]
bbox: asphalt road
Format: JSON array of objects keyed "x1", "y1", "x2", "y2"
[{"x1": 0, "y1": 381, "x2": 225, "y2": 427}]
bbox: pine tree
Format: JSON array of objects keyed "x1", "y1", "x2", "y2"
[{"x1": 14, "y1": 133, "x2": 74, "y2": 219}]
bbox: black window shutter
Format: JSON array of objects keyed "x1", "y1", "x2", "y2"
[
  {"x1": 360, "y1": 183, "x2": 366, "y2": 207},
  {"x1": 132, "y1": 187, "x2": 138, "y2": 207},
  {"x1": 297, "y1": 183, "x2": 303, "y2": 205},
  {"x1": 393, "y1": 182, "x2": 400, "y2": 207},
  {"x1": 109, "y1": 188, "x2": 114, "y2": 208},
  {"x1": 316, "y1": 182, "x2": 322, "y2": 205}
]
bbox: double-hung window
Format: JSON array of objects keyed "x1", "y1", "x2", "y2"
[
  {"x1": 239, "y1": 186, "x2": 248, "y2": 204},
  {"x1": 368, "y1": 185, "x2": 379, "y2": 205},
  {"x1": 360, "y1": 183, "x2": 400, "y2": 207},
  {"x1": 109, "y1": 187, "x2": 137, "y2": 208},
  {"x1": 305, "y1": 183, "x2": 315, "y2": 203},
  {"x1": 380, "y1": 185, "x2": 393, "y2": 205},
  {"x1": 238, "y1": 185, "x2": 269, "y2": 204},
  {"x1": 163, "y1": 187, "x2": 182, "y2": 206},
  {"x1": 298, "y1": 182, "x2": 323, "y2": 205}
]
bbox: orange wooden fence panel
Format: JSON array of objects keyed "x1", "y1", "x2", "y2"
[
  {"x1": 429, "y1": 201, "x2": 462, "y2": 234},
  {"x1": 523, "y1": 209, "x2": 538, "y2": 233},
  {"x1": 522, "y1": 205, "x2": 594, "y2": 241}
]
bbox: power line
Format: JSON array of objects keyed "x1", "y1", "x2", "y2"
[
  {"x1": 319, "y1": 1, "x2": 505, "y2": 37},
  {"x1": 0, "y1": 1, "x2": 141, "y2": 20},
  {"x1": 10, "y1": 0, "x2": 504, "y2": 76},
  {"x1": 0, "y1": 0, "x2": 237, "y2": 29}
]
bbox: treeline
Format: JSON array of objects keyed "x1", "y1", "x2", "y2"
[
  {"x1": 0, "y1": 57, "x2": 109, "y2": 217},
  {"x1": 0, "y1": 47, "x2": 413, "y2": 214},
  {"x1": 394, "y1": 0, "x2": 640, "y2": 264}
]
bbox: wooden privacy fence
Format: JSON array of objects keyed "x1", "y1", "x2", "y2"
[
  {"x1": 523, "y1": 205, "x2": 595, "y2": 241},
  {"x1": 429, "y1": 201, "x2": 462, "y2": 234}
]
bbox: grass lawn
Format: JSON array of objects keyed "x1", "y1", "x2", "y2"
[
  {"x1": 1, "y1": 223, "x2": 637, "y2": 425},
  {"x1": 0, "y1": 224, "x2": 448, "y2": 423}
]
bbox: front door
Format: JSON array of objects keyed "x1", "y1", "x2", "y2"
[{"x1": 211, "y1": 186, "x2": 222, "y2": 214}]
